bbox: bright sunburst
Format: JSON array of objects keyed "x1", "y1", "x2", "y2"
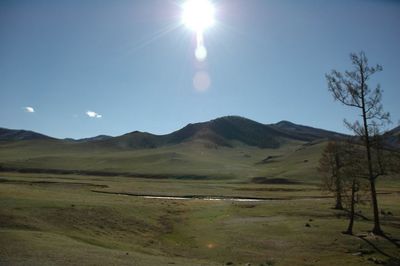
[
  {"x1": 182, "y1": 0, "x2": 215, "y2": 33},
  {"x1": 182, "y1": 0, "x2": 215, "y2": 62}
]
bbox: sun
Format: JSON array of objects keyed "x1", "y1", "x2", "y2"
[{"x1": 182, "y1": 0, "x2": 215, "y2": 33}]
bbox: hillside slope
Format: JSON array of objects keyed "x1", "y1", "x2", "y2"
[
  {"x1": 1, "y1": 116, "x2": 347, "y2": 149},
  {"x1": 385, "y1": 126, "x2": 400, "y2": 148},
  {"x1": 0, "y1": 116, "x2": 358, "y2": 180},
  {"x1": 0, "y1": 128, "x2": 53, "y2": 141},
  {"x1": 96, "y1": 116, "x2": 347, "y2": 150},
  {"x1": 271, "y1": 120, "x2": 346, "y2": 141}
]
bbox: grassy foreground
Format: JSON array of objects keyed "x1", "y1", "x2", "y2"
[{"x1": 0, "y1": 173, "x2": 399, "y2": 266}]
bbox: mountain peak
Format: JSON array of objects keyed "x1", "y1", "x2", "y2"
[
  {"x1": 276, "y1": 120, "x2": 295, "y2": 126},
  {"x1": 212, "y1": 115, "x2": 250, "y2": 121},
  {"x1": 211, "y1": 115, "x2": 266, "y2": 126}
]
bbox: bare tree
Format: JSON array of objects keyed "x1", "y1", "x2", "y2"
[
  {"x1": 326, "y1": 51, "x2": 390, "y2": 235},
  {"x1": 343, "y1": 178, "x2": 358, "y2": 235},
  {"x1": 318, "y1": 141, "x2": 345, "y2": 210},
  {"x1": 340, "y1": 143, "x2": 368, "y2": 235},
  {"x1": 370, "y1": 126, "x2": 400, "y2": 180},
  {"x1": 319, "y1": 140, "x2": 367, "y2": 234}
]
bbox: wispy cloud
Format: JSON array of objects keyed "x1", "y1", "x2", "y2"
[
  {"x1": 86, "y1": 110, "x2": 102, "y2": 118},
  {"x1": 24, "y1": 106, "x2": 35, "y2": 113}
]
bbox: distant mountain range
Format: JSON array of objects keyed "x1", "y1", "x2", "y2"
[
  {"x1": 0, "y1": 116, "x2": 347, "y2": 148},
  {"x1": 0, "y1": 116, "x2": 399, "y2": 149}
]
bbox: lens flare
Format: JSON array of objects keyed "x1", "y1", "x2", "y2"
[
  {"x1": 193, "y1": 71, "x2": 211, "y2": 92},
  {"x1": 195, "y1": 45, "x2": 207, "y2": 61},
  {"x1": 182, "y1": 0, "x2": 215, "y2": 33},
  {"x1": 182, "y1": 0, "x2": 215, "y2": 62}
]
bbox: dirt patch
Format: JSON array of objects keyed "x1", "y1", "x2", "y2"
[
  {"x1": 0, "y1": 213, "x2": 39, "y2": 230},
  {"x1": 158, "y1": 208, "x2": 187, "y2": 234}
]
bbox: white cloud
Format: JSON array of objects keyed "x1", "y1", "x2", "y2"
[
  {"x1": 24, "y1": 106, "x2": 35, "y2": 113},
  {"x1": 86, "y1": 110, "x2": 102, "y2": 118}
]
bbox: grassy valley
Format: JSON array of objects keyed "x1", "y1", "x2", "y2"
[
  {"x1": 0, "y1": 117, "x2": 337, "y2": 181},
  {"x1": 0, "y1": 116, "x2": 399, "y2": 265}
]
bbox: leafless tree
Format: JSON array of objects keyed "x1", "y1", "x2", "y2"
[
  {"x1": 326, "y1": 51, "x2": 390, "y2": 235},
  {"x1": 319, "y1": 141, "x2": 367, "y2": 234},
  {"x1": 340, "y1": 143, "x2": 368, "y2": 235},
  {"x1": 318, "y1": 141, "x2": 345, "y2": 210},
  {"x1": 370, "y1": 126, "x2": 400, "y2": 180}
]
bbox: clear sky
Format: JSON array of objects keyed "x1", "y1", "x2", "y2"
[{"x1": 1, "y1": 0, "x2": 399, "y2": 139}]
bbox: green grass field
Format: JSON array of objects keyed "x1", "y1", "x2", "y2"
[
  {"x1": 0, "y1": 140, "x2": 399, "y2": 265},
  {"x1": 0, "y1": 172, "x2": 399, "y2": 266},
  {"x1": 0, "y1": 138, "x2": 321, "y2": 180}
]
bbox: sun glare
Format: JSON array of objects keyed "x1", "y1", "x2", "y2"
[
  {"x1": 182, "y1": 0, "x2": 215, "y2": 62},
  {"x1": 195, "y1": 45, "x2": 207, "y2": 61},
  {"x1": 182, "y1": 0, "x2": 215, "y2": 33}
]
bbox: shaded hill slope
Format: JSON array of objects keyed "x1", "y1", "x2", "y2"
[
  {"x1": 271, "y1": 120, "x2": 347, "y2": 141},
  {"x1": 97, "y1": 116, "x2": 348, "y2": 149},
  {"x1": 385, "y1": 126, "x2": 400, "y2": 148},
  {"x1": 0, "y1": 127, "x2": 54, "y2": 141},
  {"x1": 1, "y1": 116, "x2": 349, "y2": 149}
]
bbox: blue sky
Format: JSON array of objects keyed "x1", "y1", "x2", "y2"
[{"x1": 1, "y1": 0, "x2": 399, "y2": 139}]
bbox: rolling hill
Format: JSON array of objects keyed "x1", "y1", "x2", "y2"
[
  {"x1": 1, "y1": 116, "x2": 347, "y2": 148},
  {"x1": 0, "y1": 116, "x2": 351, "y2": 180},
  {"x1": 0, "y1": 127, "x2": 54, "y2": 141},
  {"x1": 80, "y1": 116, "x2": 348, "y2": 150}
]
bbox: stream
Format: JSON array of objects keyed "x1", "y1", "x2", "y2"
[{"x1": 91, "y1": 190, "x2": 332, "y2": 202}]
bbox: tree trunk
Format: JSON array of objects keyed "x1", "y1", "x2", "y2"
[
  {"x1": 334, "y1": 154, "x2": 343, "y2": 210},
  {"x1": 343, "y1": 180, "x2": 356, "y2": 235},
  {"x1": 335, "y1": 188, "x2": 343, "y2": 210},
  {"x1": 364, "y1": 122, "x2": 382, "y2": 234},
  {"x1": 370, "y1": 179, "x2": 383, "y2": 235},
  {"x1": 360, "y1": 72, "x2": 383, "y2": 235}
]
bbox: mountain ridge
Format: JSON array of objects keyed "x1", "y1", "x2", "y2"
[
  {"x1": 64, "y1": 135, "x2": 112, "y2": 143},
  {"x1": 0, "y1": 116, "x2": 349, "y2": 149},
  {"x1": 0, "y1": 127, "x2": 54, "y2": 141}
]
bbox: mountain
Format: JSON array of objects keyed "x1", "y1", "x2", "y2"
[
  {"x1": 90, "y1": 116, "x2": 348, "y2": 149},
  {"x1": 2, "y1": 116, "x2": 397, "y2": 179},
  {"x1": 0, "y1": 127, "x2": 53, "y2": 141},
  {"x1": 0, "y1": 116, "x2": 348, "y2": 148},
  {"x1": 1, "y1": 116, "x2": 339, "y2": 180},
  {"x1": 163, "y1": 116, "x2": 288, "y2": 148}
]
